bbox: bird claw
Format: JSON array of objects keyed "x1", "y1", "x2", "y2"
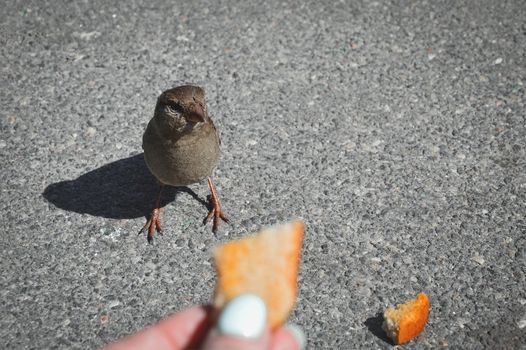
[
  {"x1": 203, "y1": 177, "x2": 229, "y2": 233},
  {"x1": 203, "y1": 205, "x2": 229, "y2": 233},
  {"x1": 139, "y1": 208, "x2": 163, "y2": 243}
]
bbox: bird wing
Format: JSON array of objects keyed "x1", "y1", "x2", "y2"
[{"x1": 210, "y1": 118, "x2": 221, "y2": 146}]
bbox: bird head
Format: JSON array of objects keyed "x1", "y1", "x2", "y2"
[{"x1": 154, "y1": 85, "x2": 208, "y2": 136}]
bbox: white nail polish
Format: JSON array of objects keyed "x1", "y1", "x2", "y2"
[
  {"x1": 218, "y1": 294, "x2": 267, "y2": 338},
  {"x1": 284, "y1": 323, "x2": 307, "y2": 350}
]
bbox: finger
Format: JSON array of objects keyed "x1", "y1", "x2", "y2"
[
  {"x1": 201, "y1": 328, "x2": 271, "y2": 350},
  {"x1": 103, "y1": 306, "x2": 208, "y2": 350},
  {"x1": 201, "y1": 294, "x2": 269, "y2": 350},
  {"x1": 270, "y1": 324, "x2": 307, "y2": 350}
]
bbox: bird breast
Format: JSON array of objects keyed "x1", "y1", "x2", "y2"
[{"x1": 143, "y1": 120, "x2": 220, "y2": 186}]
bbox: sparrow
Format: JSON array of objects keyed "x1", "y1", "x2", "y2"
[{"x1": 140, "y1": 85, "x2": 228, "y2": 242}]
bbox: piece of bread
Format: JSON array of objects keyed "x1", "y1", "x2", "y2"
[
  {"x1": 213, "y1": 220, "x2": 304, "y2": 329},
  {"x1": 382, "y1": 292, "x2": 430, "y2": 344}
]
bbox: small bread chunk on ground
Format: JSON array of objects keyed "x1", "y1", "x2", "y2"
[{"x1": 382, "y1": 292, "x2": 430, "y2": 344}]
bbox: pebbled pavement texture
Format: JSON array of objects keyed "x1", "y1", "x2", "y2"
[{"x1": 1, "y1": 0, "x2": 525, "y2": 349}]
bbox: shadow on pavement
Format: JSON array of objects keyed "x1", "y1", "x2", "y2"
[
  {"x1": 43, "y1": 153, "x2": 207, "y2": 219},
  {"x1": 364, "y1": 312, "x2": 392, "y2": 345}
]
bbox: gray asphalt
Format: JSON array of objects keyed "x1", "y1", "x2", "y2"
[{"x1": 1, "y1": 0, "x2": 525, "y2": 349}]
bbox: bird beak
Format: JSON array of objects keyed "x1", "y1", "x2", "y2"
[{"x1": 185, "y1": 103, "x2": 205, "y2": 123}]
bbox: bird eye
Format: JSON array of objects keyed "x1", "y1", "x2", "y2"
[{"x1": 167, "y1": 102, "x2": 183, "y2": 113}]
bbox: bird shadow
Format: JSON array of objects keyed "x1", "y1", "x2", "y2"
[
  {"x1": 364, "y1": 312, "x2": 393, "y2": 345},
  {"x1": 42, "y1": 153, "x2": 208, "y2": 219}
]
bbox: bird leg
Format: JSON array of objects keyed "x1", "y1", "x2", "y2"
[
  {"x1": 203, "y1": 177, "x2": 229, "y2": 232},
  {"x1": 139, "y1": 184, "x2": 163, "y2": 243}
]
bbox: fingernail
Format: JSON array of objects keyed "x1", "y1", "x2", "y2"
[
  {"x1": 217, "y1": 294, "x2": 267, "y2": 338},
  {"x1": 284, "y1": 323, "x2": 306, "y2": 350}
]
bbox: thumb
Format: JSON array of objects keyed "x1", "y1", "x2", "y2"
[{"x1": 201, "y1": 294, "x2": 270, "y2": 350}]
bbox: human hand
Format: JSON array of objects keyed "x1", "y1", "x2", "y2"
[{"x1": 104, "y1": 294, "x2": 306, "y2": 350}]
